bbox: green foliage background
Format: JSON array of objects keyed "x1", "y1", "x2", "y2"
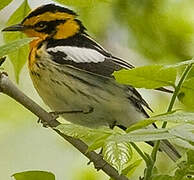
[{"x1": 1, "y1": 0, "x2": 194, "y2": 180}]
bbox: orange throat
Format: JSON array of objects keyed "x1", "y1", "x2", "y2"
[{"x1": 28, "y1": 38, "x2": 43, "y2": 70}]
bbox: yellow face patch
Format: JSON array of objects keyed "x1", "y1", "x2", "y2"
[
  {"x1": 23, "y1": 10, "x2": 81, "y2": 70},
  {"x1": 22, "y1": 11, "x2": 79, "y2": 39},
  {"x1": 54, "y1": 19, "x2": 80, "y2": 39}
]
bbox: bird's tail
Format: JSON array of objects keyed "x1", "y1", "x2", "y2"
[
  {"x1": 159, "y1": 139, "x2": 181, "y2": 162},
  {"x1": 117, "y1": 124, "x2": 181, "y2": 162}
]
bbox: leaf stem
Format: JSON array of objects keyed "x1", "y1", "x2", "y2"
[
  {"x1": 164, "y1": 63, "x2": 193, "y2": 127},
  {"x1": 130, "y1": 142, "x2": 148, "y2": 163},
  {"x1": 151, "y1": 141, "x2": 160, "y2": 162},
  {"x1": 144, "y1": 63, "x2": 193, "y2": 180},
  {"x1": 144, "y1": 165, "x2": 153, "y2": 180}
]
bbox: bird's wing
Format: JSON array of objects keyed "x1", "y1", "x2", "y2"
[
  {"x1": 46, "y1": 35, "x2": 151, "y2": 111},
  {"x1": 46, "y1": 34, "x2": 134, "y2": 77},
  {"x1": 47, "y1": 45, "x2": 133, "y2": 77}
]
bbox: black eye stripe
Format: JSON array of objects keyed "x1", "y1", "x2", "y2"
[
  {"x1": 35, "y1": 21, "x2": 47, "y2": 27},
  {"x1": 33, "y1": 19, "x2": 67, "y2": 33},
  {"x1": 34, "y1": 19, "x2": 67, "y2": 28}
]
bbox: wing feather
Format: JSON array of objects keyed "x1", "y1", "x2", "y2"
[{"x1": 45, "y1": 35, "x2": 152, "y2": 112}]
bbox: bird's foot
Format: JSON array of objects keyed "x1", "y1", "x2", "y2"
[
  {"x1": 87, "y1": 148, "x2": 103, "y2": 169},
  {"x1": 50, "y1": 106, "x2": 94, "y2": 116},
  {"x1": 37, "y1": 106, "x2": 93, "y2": 127},
  {"x1": 37, "y1": 112, "x2": 59, "y2": 128}
]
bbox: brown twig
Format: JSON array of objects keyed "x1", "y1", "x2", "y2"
[{"x1": 0, "y1": 72, "x2": 129, "y2": 180}]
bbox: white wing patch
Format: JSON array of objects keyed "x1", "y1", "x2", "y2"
[{"x1": 47, "y1": 46, "x2": 105, "y2": 63}]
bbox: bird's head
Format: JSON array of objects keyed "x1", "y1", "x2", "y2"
[{"x1": 2, "y1": 4, "x2": 86, "y2": 40}]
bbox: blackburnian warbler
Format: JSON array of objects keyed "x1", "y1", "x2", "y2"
[{"x1": 2, "y1": 4, "x2": 180, "y2": 161}]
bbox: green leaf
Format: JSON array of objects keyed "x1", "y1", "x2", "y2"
[
  {"x1": 111, "y1": 128, "x2": 175, "y2": 143},
  {"x1": 0, "y1": 0, "x2": 13, "y2": 11},
  {"x1": 174, "y1": 161, "x2": 194, "y2": 180},
  {"x1": 122, "y1": 159, "x2": 142, "y2": 177},
  {"x1": 113, "y1": 65, "x2": 177, "y2": 89},
  {"x1": 126, "y1": 110, "x2": 191, "y2": 133},
  {"x1": 173, "y1": 151, "x2": 194, "y2": 179},
  {"x1": 3, "y1": 0, "x2": 31, "y2": 82},
  {"x1": 4, "y1": 0, "x2": 30, "y2": 29},
  {"x1": 87, "y1": 134, "x2": 110, "y2": 151},
  {"x1": 103, "y1": 139, "x2": 132, "y2": 173},
  {"x1": 178, "y1": 77, "x2": 194, "y2": 108},
  {"x1": 55, "y1": 123, "x2": 113, "y2": 141},
  {"x1": 169, "y1": 124, "x2": 194, "y2": 143},
  {"x1": 12, "y1": 171, "x2": 55, "y2": 180},
  {"x1": 0, "y1": 38, "x2": 33, "y2": 57},
  {"x1": 167, "y1": 59, "x2": 194, "y2": 68},
  {"x1": 126, "y1": 119, "x2": 156, "y2": 133},
  {"x1": 147, "y1": 111, "x2": 194, "y2": 124},
  {"x1": 173, "y1": 138, "x2": 194, "y2": 150}
]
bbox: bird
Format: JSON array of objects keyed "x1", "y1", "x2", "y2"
[{"x1": 2, "y1": 4, "x2": 180, "y2": 161}]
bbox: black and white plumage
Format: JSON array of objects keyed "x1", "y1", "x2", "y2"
[
  {"x1": 44, "y1": 33, "x2": 152, "y2": 117},
  {"x1": 31, "y1": 33, "x2": 151, "y2": 130},
  {"x1": 46, "y1": 34, "x2": 134, "y2": 76}
]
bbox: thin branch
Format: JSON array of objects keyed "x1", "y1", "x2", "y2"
[{"x1": 0, "y1": 72, "x2": 129, "y2": 180}]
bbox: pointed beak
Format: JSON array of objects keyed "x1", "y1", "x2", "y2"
[{"x1": 2, "y1": 24, "x2": 26, "y2": 32}]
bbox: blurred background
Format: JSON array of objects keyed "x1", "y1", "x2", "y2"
[{"x1": 0, "y1": 0, "x2": 193, "y2": 179}]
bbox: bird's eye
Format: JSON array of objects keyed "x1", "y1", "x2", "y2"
[
  {"x1": 35, "y1": 22, "x2": 47, "y2": 30},
  {"x1": 38, "y1": 22, "x2": 46, "y2": 28}
]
